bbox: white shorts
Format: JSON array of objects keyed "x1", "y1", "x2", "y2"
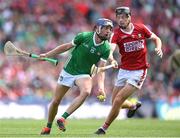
[
  {"x1": 57, "y1": 69, "x2": 90, "y2": 87},
  {"x1": 115, "y1": 68, "x2": 147, "y2": 89}
]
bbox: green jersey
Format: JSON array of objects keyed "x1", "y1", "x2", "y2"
[{"x1": 64, "y1": 32, "x2": 111, "y2": 75}]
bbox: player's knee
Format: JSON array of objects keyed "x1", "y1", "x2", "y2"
[{"x1": 80, "y1": 91, "x2": 90, "y2": 98}]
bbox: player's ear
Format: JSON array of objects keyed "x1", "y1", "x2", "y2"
[{"x1": 93, "y1": 26, "x2": 97, "y2": 32}]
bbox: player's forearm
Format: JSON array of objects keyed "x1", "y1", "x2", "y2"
[
  {"x1": 97, "y1": 72, "x2": 105, "y2": 90},
  {"x1": 108, "y1": 54, "x2": 118, "y2": 68},
  {"x1": 96, "y1": 60, "x2": 106, "y2": 90},
  {"x1": 151, "y1": 33, "x2": 162, "y2": 49},
  {"x1": 108, "y1": 43, "x2": 118, "y2": 65},
  {"x1": 109, "y1": 44, "x2": 116, "y2": 60},
  {"x1": 46, "y1": 42, "x2": 73, "y2": 57},
  {"x1": 154, "y1": 36, "x2": 162, "y2": 49},
  {"x1": 108, "y1": 51, "x2": 114, "y2": 62}
]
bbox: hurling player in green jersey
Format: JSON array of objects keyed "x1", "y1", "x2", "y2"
[{"x1": 40, "y1": 18, "x2": 114, "y2": 135}]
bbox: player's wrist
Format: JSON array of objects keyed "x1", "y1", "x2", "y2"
[
  {"x1": 108, "y1": 58, "x2": 114, "y2": 63},
  {"x1": 110, "y1": 59, "x2": 118, "y2": 68},
  {"x1": 45, "y1": 53, "x2": 52, "y2": 58}
]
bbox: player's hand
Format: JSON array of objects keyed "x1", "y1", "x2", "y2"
[
  {"x1": 39, "y1": 53, "x2": 48, "y2": 60},
  {"x1": 155, "y1": 48, "x2": 163, "y2": 58},
  {"x1": 111, "y1": 60, "x2": 118, "y2": 68},
  {"x1": 97, "y1": 89, "x2": 106, "y2": 102}
]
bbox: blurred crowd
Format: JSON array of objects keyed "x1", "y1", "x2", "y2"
[{"x1": 0, "y1": 0, "x2": 179, "y2": 116}]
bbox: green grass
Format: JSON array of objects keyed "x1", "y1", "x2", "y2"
[{"x1": 0, "y1": 119, "x2": 180, "y2": 138}]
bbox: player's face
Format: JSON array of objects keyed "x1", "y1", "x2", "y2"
[
  {"x1": 116, "y1": 14, "x2": 130, "y2": 29},
  {"x1": 98, "y1": 26, "x2": 113, "y2": 40}
]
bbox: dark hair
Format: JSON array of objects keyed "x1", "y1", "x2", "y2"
[{"x1": 115, "y1": 7, "x2": 131, "y2": 16}]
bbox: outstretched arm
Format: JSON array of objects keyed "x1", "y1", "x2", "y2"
[
  {"x1": 41, "y1": 42, "x2": 73, "y2": 57},
  {"x1": 150, "y1": 33, "x2": 163, "y2": 58}
]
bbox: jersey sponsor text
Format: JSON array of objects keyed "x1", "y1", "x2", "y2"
[{"x1": 124, "y1": 40, "x2": 144, "y2": 52}]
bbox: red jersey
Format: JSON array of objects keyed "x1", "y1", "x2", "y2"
[{"x1": 111, "y1": 23, "x2": 152, "y2": 70}]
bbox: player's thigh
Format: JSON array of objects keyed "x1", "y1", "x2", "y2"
[
  {"x1": 115, "y1": 69, "x2": 127, "y2": 87},
  {"x1": 57, "y1": 69, "x2": 75, "y2": 87},
  {"x1": 75, "y1": 76, "x2": 92, "y2": 94},
  {"x1": 53, "y1": 84, "x2": 70, "y2": 101},
  {"x1": 115, "y1": 83, "x2": 137, "y2": 102},
  {"x1": 111, "y1": 86, "x2": 123, "y2": 104},
  {"x1": 127, "y1": 69, "x2": 147, "y2": 89},
  {"x1": 68, "y1": 86, "x2": 79, "y2": 93}
]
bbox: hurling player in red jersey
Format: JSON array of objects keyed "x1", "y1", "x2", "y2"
[{"x1": 95, "y1": 7, "x2": 163, "y2": 135}]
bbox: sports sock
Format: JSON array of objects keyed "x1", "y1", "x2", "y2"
[
  {"x1": 47, "y1": 122, "x2": 52, "y2": 128},
  {"x1": 102, "y1": 122, "x2": 110, "y2": 131},
  {"x1": 61, "y1": 112, "x2": 70, "y2": 119}
]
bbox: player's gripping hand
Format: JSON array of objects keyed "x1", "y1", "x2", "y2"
[
  {"x1": 39, "y1": 53, "x2": 48, "y2": 60},
  {"x1": 111, "y1": 59, "x2": 118, "y2": 68},
  {"x1": 97, "y1": 89, "x2": 106, "y2": 102},
  {"x1": 155, "y1": 48, "x2": 163, "y2": 58},
  {"x1": 97, "y1": 95, "x2": 106, "y2": 102}
]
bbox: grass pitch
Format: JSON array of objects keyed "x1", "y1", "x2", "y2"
[{"x1": 0, "y1": 119, "x2": 180, "y2": 138}]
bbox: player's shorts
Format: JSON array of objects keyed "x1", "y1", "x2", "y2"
[
  {"x1": 57, "y1": 69, "x2": 90, "y2": 87},
  {"x1": 115, "y1": 68, "x2": 147, "y2": 89}
]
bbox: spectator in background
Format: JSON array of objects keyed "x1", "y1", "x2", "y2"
[
  {"x1": 168, "y1": 50, "x2": 180, "y2": 104},
  {"x1": 0, "y1": 0, "x2": 179, "y2": 119}
]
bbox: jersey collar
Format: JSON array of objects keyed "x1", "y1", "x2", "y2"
[
  {"x1": 120, "y1": 23, "x2": 134, "y2": 35},
  {"x1": 93, "y1": 32, "x2": 104, "y2": 46}
]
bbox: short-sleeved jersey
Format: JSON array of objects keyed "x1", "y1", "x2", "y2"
[
  {"x1": 64, "y1": 32, "x2": 111, "y2": 75},
  {"x1": 110, "y1": 23, "x2": 152, "y2": 70}
]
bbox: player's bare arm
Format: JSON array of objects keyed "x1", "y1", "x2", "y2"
[
  {"x1": 41, "y1": 42, "x2": 73, "y2": 58},
  {"x1": 108, "y1": 43, "x2": 118, "y2": 68},
  {"x1": 150, "y1": 33, "x2": 163, "y2": 58},
  {"x1": 96, "y1": 60, "x2": 107, "y2": 98}
]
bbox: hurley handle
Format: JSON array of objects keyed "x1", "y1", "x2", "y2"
[{"x1": 30, "y1": 53, "x2": 58, "y2": 66}]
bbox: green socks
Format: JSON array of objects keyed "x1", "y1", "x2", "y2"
[
  {"x1": 47, "y1": 122, "x2": 52, "y2": 128},
  {"x1": 46, "y1": 112, "x2": 69, "y2": 128},
  {"x1": 62, "y1": 112, "x2": 70, "y2": 119}
]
